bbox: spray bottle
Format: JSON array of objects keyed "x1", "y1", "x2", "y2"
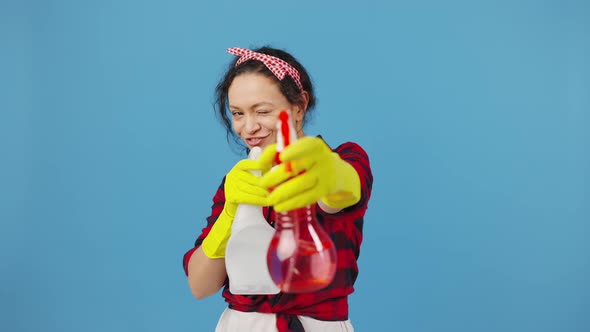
[
  {"x1": 266, "y1": 110, "x2": 337, "y2": 293},
  {"x1": 225, "y1": 147, "x2": 280, "y2": 295}
]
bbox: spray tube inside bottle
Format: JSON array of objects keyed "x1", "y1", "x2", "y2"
[{"x1": 266, "y1": 110, "x2": 337, "y2": 293}]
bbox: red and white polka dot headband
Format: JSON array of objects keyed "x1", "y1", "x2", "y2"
[{"x1": 227, "y1": 47, "x2": 303, "y2": 91}]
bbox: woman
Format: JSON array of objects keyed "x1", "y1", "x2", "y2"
[{"x1": 183, "y1": 46, "x2": 373, "y2": 332}]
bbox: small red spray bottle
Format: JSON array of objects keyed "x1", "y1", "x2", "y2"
[{"x1": 266, "y1": 110, "x2": 337, "y2": 293}]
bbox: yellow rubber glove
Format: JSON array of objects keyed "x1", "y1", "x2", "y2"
[
  {"x1": 258, "y1": 136, "x2": 361, "y2": 212},
  {"x1": 201, "y1": 157, "x2": 269, "y2": 259}
]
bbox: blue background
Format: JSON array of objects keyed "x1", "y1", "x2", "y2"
[{"x1": 1, "y1": 0, "x2": 588, "y2": 331}]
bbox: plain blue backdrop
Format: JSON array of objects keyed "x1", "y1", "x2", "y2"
[{"x1": 1, "y1": 0, "x2": 588, "y2": 331}]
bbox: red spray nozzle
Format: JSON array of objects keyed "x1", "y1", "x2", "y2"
[
  {"x1": 276, "y1": 110, "x2": 295, "y2": 172},
  {"x1": 278, "y1": 110, "x2": 291, "y2": 148}
]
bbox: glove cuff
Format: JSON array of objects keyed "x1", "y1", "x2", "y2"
[
  {"x1": 201, "y1": 208, "x2": 234, "y2": 259},
  {"x1": 321, "y1": 153, "x2": 361, "y2": 209}
]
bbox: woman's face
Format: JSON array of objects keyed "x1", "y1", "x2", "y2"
[{"x1": 228, "y1": 73, "x2": 304, "y2": 150}]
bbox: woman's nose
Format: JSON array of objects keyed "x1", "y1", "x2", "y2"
[{"x1": 245, "y1": 114, "x2": 261, "y2": 133}]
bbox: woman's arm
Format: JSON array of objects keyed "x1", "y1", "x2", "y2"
[
  {"x1": 186, "y1": 205, "x2": 237, "y2": 299},
  {"x1": 187, "y1": 247, "x2": 227, "y2": 299},
  {"x1": 184, "y1": 156, "x2": 269, "y2": 299},
  {"x1": 183, "y1": 178, "x2": 227, "y2": 300}
]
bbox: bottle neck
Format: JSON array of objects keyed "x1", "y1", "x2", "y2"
[
  {"x1": 232, "y1": 204, "x2": 266, "y2": 232},
  {"x1": 275, "y1": 204, "x2": 317, "y2": 230}
]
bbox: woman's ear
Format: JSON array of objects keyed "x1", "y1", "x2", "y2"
[{"x1": 293, "y1": 91, "x2": 310, "y2": 124}]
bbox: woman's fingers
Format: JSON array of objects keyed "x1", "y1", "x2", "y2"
[
  {"x1": 235, "y1": 179, "x2": 269, "y2": 198},
  {"x1": 259, "y1": 163, "x2": 293, "y2": 189},
  {"x1": 235, "y1": 159, "x2": 264, "y2": 172},
  {"x1": 230, "y1": 168, "x2": 262, "y2": 186},
  {"x1": 257, "y1": 144, "x2": 278, "y2": 173},
  {"x1": 279, "y1": 137, "x2": 325, "y2": 162},
  {"x1": 267, "y1": 172, "x2": 320, "y2": 210}
]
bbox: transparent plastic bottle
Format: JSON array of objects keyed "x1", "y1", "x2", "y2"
[
  {"x1": 266, "y1": 204, "x2": 337, "y2": 293},
  {"x1": 225, "y1": 147, "x2": 280, "y2": 295},
  {"x1": 265, "y1": 109, "x2": 337, "y2": 293}
]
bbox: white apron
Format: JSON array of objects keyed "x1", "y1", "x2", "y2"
[{"x1": 215, "y1": 308, "x2": 355, "y2": 332}]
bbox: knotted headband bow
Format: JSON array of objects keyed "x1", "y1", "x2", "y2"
[{"x1": 227, "y1": 47, "x2": 303, "y2": 91}]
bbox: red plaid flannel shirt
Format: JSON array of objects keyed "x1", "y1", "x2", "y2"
[{"x1": 183, "y1": 141, "x2": 373, "y2": 332}]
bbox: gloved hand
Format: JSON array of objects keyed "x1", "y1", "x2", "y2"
[
  {"x1": 258, "y1": 136, "x2": 361, "y2": 212},
  {"x1": 201, "y1": 153, "x2": 269, "y2": 259}
]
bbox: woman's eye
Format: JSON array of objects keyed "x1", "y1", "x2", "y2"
[
  {"x1": 231, "y1": 111, "x2": 243, "y2": 117},
  {"x1": 257, "y1": 110, "x2": 271, "y2": 115}
]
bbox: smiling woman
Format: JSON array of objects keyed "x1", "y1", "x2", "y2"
[{"x1": 182, "y1": 46, "x2": 373, "y2": 332}]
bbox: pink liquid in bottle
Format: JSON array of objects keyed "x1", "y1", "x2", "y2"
[
  {"x1": 266, "y1": 110, "x2": 337, "y2": 293},
  {"x1": 267, "y1": 204, "x2": 337, "y2": 293}
]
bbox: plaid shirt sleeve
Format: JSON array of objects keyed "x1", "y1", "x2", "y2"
[{"x1": 182, "y1": 177, "x2": 226, "y2": 276}]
